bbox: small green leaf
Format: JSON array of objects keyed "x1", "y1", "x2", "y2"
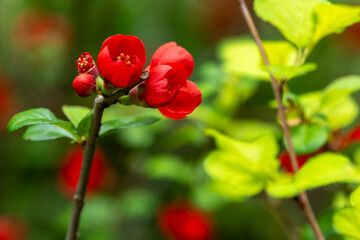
[
  {"x1": 333, "y1": 207, "x2": 360, "y2": 239},
  {"x1": 23, "y1": 122, "x2": 79, "y2": 141},
  {"x1": 99, "y1": 115, "x2": 160, "y2": 136},
  {"x1": 267, "y1": 153, "x2": 360, "y2": 198},
  {"x1": 323, "y1": 75, "x2": 360, "y2": 104},
  {"x1": 265, "y1": 63, "x2": 317, "y2": 80},
  {"x1": 7, "y1": 108, "x2": 66, "y2": 133},
  {"x1": 350, "y1": 186, "x2": 360, "y2": 207},
  {"x1": 219, "y1": 38, "x2": 309, "y2": 80},
  {"x1": 77, "y1": 111, "x2": 93, "y2": 138},
  {"x1": 205, "y1": 129, "x2": 280, "y2": 198},
  {"x1": 313, "y1": 4, "x2": 360, "y2": 44},
  {"x1": 62, "y1": 105, "x2": 91, "y2": 127},
  {"x1": 254, "y1": 0, "x2": 327, "y2": 48},
  {"x1": 287, "y1": 124, "x2": 328, "y2": 154}
]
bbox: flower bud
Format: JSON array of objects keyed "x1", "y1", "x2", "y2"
[
  {"x1": 75, "y1": 52, "x2": 99, "y2": 79},
  {"x1": 72, "y1": 73, "x2": 96, "y2": 97}
]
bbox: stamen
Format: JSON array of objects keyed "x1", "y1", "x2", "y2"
[
  {"x1": 125, "y1": 55, "x2": 130, "y2": 61},
  {"x1": 125, "y1": 61, "x2": 131, "y2": 66}
]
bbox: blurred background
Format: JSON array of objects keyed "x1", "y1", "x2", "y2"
[{"x1": 1, "y1": 0, "x2": 360, "y2": 239}]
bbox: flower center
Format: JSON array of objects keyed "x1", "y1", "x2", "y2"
[
  {"x1": 76, "y1": 54, "x2": 94, "y2": 73},
  {"x1": 116, "y1": 53, "x2": 132, "y2": 66}
]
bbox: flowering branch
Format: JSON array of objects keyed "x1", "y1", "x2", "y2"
[
  {"x1": 234, "y1": 0, "x2": 325, "y2": 239},
  {"x1": 65, "y1": 73, "x2": 148, "y2": 240}
]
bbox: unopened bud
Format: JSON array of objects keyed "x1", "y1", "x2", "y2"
[{"x1": 72, "y1": 73, "x2": 96, "y2": 97}]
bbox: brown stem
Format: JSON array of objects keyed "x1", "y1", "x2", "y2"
[
  {"x1": 65, "y1": 73, "x2": 148, "y2": 240},
  {"x1": 234, "y1": 0, "x2": 325, "y2": 239},
  {"x1": 258, "y1": 193, "x2": 300, "y2": 240}
]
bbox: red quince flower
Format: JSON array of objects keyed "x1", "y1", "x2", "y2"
[
  {"x1": 279, "y1": 148, "x2": 324, "y2": 174},
  {"x1": 158, "y1": 201, "x2": 213, "y2": 240},
  {"x1": 144, "y1": 63, "x2": 188, "y2": 107},
  {"x1": 72, "y1": 73, "x2": 96, "y2": 97},
  {"x1": 58, "y1": 146, "x2": 106, "y2": 196},
  {"x1": 97, "y1": 34, "x2": 146, "y2": 88},
  {"x1": 75, "y1": 52, "x2": 99, "y2": 79},
  {"x1": 0, "y1": 216, "x2": 27, "y2": 240},
  {"x1": 159, "y1": 80, "x2": 202, "y2": 119},
  {"x1": 150, "y1": 42, "x2": 194, "y2": 79}
]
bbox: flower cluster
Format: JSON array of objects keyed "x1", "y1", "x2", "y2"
[
  {"x1": 158, "y1": 200, "x2": 213, "y2": 240},
  {"x1": 72, "y1": 35, "x2": 201, "y2": 119}
]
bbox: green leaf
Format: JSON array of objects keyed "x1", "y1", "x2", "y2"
[
  {"x1": 323, "y1": 75, "x2": 360, "y2": 104},
  {"x1": 62, "y1": 105, "x2": 91, "y2": 127},
  {"x1": 8, "y1": 108, "x2": 66, "y2": 133},
  {"x1": 205, "y1": 129, "x2": 279, "y2": 198},
  {"x1": 313, "y1": 4, "x2": 360, "y2": 44},
  {"x1": 265, "y1": 63, "x2": 317, "y2": 80},
  {"x1": 23, "y1": 122, "x2": 79, "y2": 141},
  {"x1": 77, "y1": 111, "x2": 93, "y2": 138},
  {"x1": 254, "y1": 0, "x2": 327, "y2": 48},
  {"x1": 333, "y1": 207, "x2": 360, "y2": 240},
  {"x1": 319, "y1": 96, "x2": 358, "y2": 129},
  {"x1": 287, "y1": 124, "x2": 328, "y2": 154},
  {"x1": 350, "y1": 186, "x2": 360, "y2": 207},
  {"x1": 267, "y1": 153, "x2": 360, "y2": 198},
  {"x1": 99, "y1": 115, "x2": 160, "y2": 136},
  {"x1": 219, "y1": 38, "x2": 313, "y2": 80}
]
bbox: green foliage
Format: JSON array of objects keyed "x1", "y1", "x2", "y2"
[
  {"x1": 333, "y1": 185, "x2": 360, "y2": 239},
  {"x1": 204, "y1": 129, "x2": 279, "y2": 198},
  {"x1": 23, "y1": 123, "x2": 79, "y2": 142},
  {"x1": 62, "y1": 105, "x2": 91, "y2": 128},
  {"x1": 77, "y1": 111, "x2": 93, "y2": 138},
  {"x1": 219, "y1": 38, "x2": 317, "y2": 81},
  {"x1": 254, "y1": 0, "x2": 360, "y2": 49},
  {"x1": 99, "y1": 115, "x2": 160, "y2": 136},
  {"x1": 267, "y1": 153, "x2": 360, "y2": 198},
  {"x1": 287, "y1": 124, "x2": 328, "y2": 154},
  {"x1": 7, "y1": 108, "x2": 67, "y2": 133}
]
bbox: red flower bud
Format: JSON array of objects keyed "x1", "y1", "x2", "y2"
[
  {"x1": 58, "y1": 146, "x2": 106, "y2": 196},
  {"x1": 97, "y1": 34, "x2": 146, "y2": 88},
  {"x1": 150, "y1": 42, "x2": 194, "y2": 79},
  {"x1": 144, "y1": 63, "x2": 188, "y2": 107},
  {"x1": 72, "y1": 73, "x2": 96, "y2": 97},
  {"x1": 159, "y1": 81, "x2": 202, "y2": 119},
  {"x1": 158, "y1": 201, "x2": 213, "y2": 240},
  {"x1": 75, "y1": 52, "x2": 99, "y2": 79}
]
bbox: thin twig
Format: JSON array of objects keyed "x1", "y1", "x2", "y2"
[
  {"x1": 258, "y1": 193, "x2": 300, "y2": 240},
  {"x1": 65, "y1": 72, "x2": 148, "y2": 240},
  {"x1": 234, "y1": 0, "x2": 325, "y2": 239}
]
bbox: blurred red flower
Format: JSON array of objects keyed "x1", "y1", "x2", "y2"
[
  {"x1": 158, "y1": 201, "x2": 213, "y2": 240},
  {"x1": 0, "y1": 75, "x2": 18, "y2": 130},
  {"x1": 97, "y1": 35, "x2": 146, "y2": 88},
  {"x1": 278, "y1": 148, "x2": 324, "y2": 174},
  {"x1": 58, "y1": 146, "x2": 107, "y2": 196},
  {"x1": 12, "y1": 8, "x2": 72, "y2": 50},
  {"x1": 0, "y1": 216, "x2": 27, "y2": 240}
]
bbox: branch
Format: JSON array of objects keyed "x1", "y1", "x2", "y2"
[
  {"x1": 234, "y1": 1, "x2": 325, "y2": 239},
  {"x1": 65, "y1": 71, "x2": 148, "y2": 240}
]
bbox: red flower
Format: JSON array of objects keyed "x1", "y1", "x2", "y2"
[
  {"x1": 144, "y1": 63, "x2": 188, "y2": 107},
  {"x1": 158, "y1": 201, "x2": 213, "y2": 240},
  {"x1": 159, "y1": 81, "x2": 202, "y2": 119},
  {"x1": 58, "y1": 146, "x2": 106, "y2": 196},
  {"x1": 72, "y1": 73, "x2": 96, "y2": 97},
  {"x1": 0, "y1": 216, "x2": 27, "y2": 240},
  {"x1": 75, "y1": 52, "x2": 99, "y2": 79},
  {"x1": 97, "y1": 34, "x2": 146, "y2": 88},
  {"x1": 150, "y1": 42, "x2": 194, "y2": 79}
]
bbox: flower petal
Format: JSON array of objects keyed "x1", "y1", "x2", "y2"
[
  {"x1": 150, "y1": 42, "x2": 177, "y2": 67},
  {"x1": 97, "y1": 46, "x2": 114, "y2": 80},
  {"x1": 159, "y1": 81, "x2": 202, "y2": 119}
]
